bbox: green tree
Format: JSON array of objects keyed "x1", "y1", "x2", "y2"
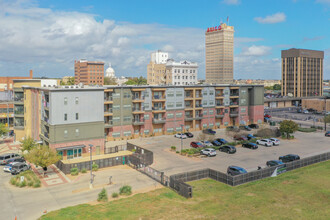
[
  {"x1": 324, "y1": 115, "x2": 330, "y2": 131},
  {"x1": 60, "y1": 77, "x2": 75, "y2": 85},
  {"x1": 273, "y1": 84, "x2": 281, "y2": 90},
  {"x1": 20, "y1": 136, "x2": 36, "y2": 153},
  {"x1": 24, "y1": 145, "x2": 61, "y2": 172},
  {"x1": 279, "y1": 120, "x2": 298, "y2": 139},
  {"x1": 0, "y1": 123, "x2": 9, "y2": 137},
  {"x1": 104, "y1": 77, "x2": 117, "y2": 85},
  {"x1": 124, "y1": 76, "x2": 147, "y2": 85}
]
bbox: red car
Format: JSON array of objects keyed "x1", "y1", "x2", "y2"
[
  {"x1": 233, "y1": 135, "x2": 248, "y2": 141},
  {"x1": 190, "y1": 142, "x2": 205, "y2": 148},
  {"x1": 264, "y1": 114, "x2": 271, "y2": 118}
]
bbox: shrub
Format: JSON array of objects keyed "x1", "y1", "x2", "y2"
[
  {"x1": 170, "y1": 146, "x2": 176, "y2": 151},
  {"x1": 131, "y1": 149, "x2": 136, "y2": 153},
  {"x1": 19, "y1": 180, "x2": 26, "y2": 188},
  {"x1": 92, "y1": 163, "x2": 99, "y2": 172},
  {"x1": 119, "y1": 185, "x2": 132, "y2": 196},
  {"x1": 176, "y1": 151, "x2": 179, "y2": 154},
  {"x1": 227, "y1": 141, "x2": 238, "y2": 146},
  {"x1": 70, "y1": 168, "x2": 79, "y2": 176},
  {"x1": 112, "y1": 192, "x2": 119, "y2": 198},
  {"x1": 97, "y1": 188, "x2": 108, "y2": 202},
  {"x1": 282, "y1": 134, "x2": 286, "y2": 139},
  {"x1": 81, "y1": 168, "x2": 87, "y2": 173},
  {"x1": 27, "y1": 181, "x2": 33, "y2": 187},
  {"x1": 297, "y1": 127, "x2": 316, "y2": 132},
  {"x1": 10, "y1": 177, "x2": 16, "y2": 185},
  {"x1": 15, "y1": 181, "x2": 20, "y2": 187}
]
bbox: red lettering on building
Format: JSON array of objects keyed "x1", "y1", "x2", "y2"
[{"x1": 207, "y1": 25, "x2": 222, "y2": 33}]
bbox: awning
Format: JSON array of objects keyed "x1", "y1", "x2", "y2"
[{"x1": 56, "y1": 145, "x2": 86, "y2": 151}]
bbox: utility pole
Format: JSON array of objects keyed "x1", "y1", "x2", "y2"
[{"x1": 89, "y1": 144, "x2": 93, "y2": 189}]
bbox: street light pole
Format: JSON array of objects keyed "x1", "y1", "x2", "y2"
[
  {"x1": 180, "y1": 124, "x2": 184, "y2": 154},
  {"x1": 89, "y1": 144, "x2": 93, "y2": 188}
]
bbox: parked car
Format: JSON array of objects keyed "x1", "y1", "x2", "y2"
[
  {"x1": 219, "y1": 145, "x2": 236, "y2": 154},
  {"x1": 233, "y1": 135, "x2": 248, "y2": 141},
  {"x1": 184, "y1": 132, "x2": 194, "y2": 138},
  {"x1": 200, "y1": 148, "x2": 217, "y2": 157},
  {"x1": 227, "y1": 166, "x2": 247, "y2": 176},
  {"x1": 325, "y1": 131, "x2": 330, "y2": 137},
  {"x1": 174, "y1": 133, "x2": 187, "y2": 139},
  {"x1": 247, "y1": 134, "x2": 256, "y2": 140},
  {"x1": 256, "y1": 139, "x2": 273, "y2": 147},
  {"x1": 226, "y1": 126, "x2": 240, "y2": 132},
  {"x1": 279, "y1": 154, "x2": 300, "y2": 162},
  {"x1": 302, "y1": 110, "x2": 309, "y2": 114},
  {"x1": 3, "y1": 162, "x2": 19, "y2": 172},
  {"x1": 10, "y1": 162, "x2": 30, "y2": 175},
  {"x1": 202, "y1": 129, "x2": 216, "y2": 135},
  {"x1": 297, "y1": 108, "x2": 303, "y2": 113},
  {"x1": 269, "y1": 138, "x2": 280, "y2": 145},
  {"x1": 6, "y1": 157, "x2": 26, "y2": 165},
  {"x1": 190, "y1": 142, "x2": 205, "y2": 148},
  {"x1": 266, "y1": 160, "x2": 284, "y2": 167},
  {"x1": 211, "y1": 140, "x2": 222, "y2": 146},
  {"x1": 201, "y1": 141, "x2": 213, "y2": 147},
  {"x1": 264, "y1": 114, "x2": 271, "y2": 118},
  {"x1": 248, "y1": 124, "x2": 259, "y2": 129},
  {"x1": 216, "y1": 138, "x2": 228, "y2": 145},
  {"x1": 0, "y1": 153, "x2": 21, "y2": 165},
  {"x1": 239, "y1": 125, "x2": 252, "y2": 131},
  {"x1": 242, "y1": 142, "x2": 258, "y2": 149}
]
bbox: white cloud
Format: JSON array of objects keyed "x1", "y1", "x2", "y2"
[
  {"x1": 222, "y1": 0, "x2": 241, "y2": 5},
  {"x1": 254, "y1": 12, "x2": 286, "y2": 24},
  {"x1": 240, "y1": 45, "x2": 272, "y2": 56}
]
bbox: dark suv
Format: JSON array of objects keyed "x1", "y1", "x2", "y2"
[
  {"x1": 202, "y1": 129, "x2": 216, "y2": 135},
  {"x1": 266, "y1": 160, "x2": 284, "y2": 167},
  {"x1": 248, "y1": 124, "x2": 259, "y2": 129},
  {"x1": 219, "y1": 145, "x2": 236, "y2": 154},
  {"x1": 0, "y1": 153, "x2": 21, "y2": 165},
  {"x1": 279, "y1": 154, "x2": 300, "y2": 163},
  {"x1": 227, "y1": 166, "x2": 247, "y2": 176},
  {"x1": 10, "y1": 162, "x2": 30, "y2": 175},
  {"x1": 242, "y1": 142, "x2": 258, "y2": 149}
]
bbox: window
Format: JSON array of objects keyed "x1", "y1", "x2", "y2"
[
  {"x1": 64, "y1": 130, "x2": 68, "y2": 138},
  {"x1": 112, "y1": 132, "x2": 121, "y2": 137},
  {"x1": 203, "y1": 110, "x2": 208, "y2": 115},
  {"x1": 124, "y1": 116, "x2": 131, "y2": 122},
  {"x1": 209, "y1": 101, "x2": 214, "y2": 106},
  {"x1": 144, "y1": 114, "x2": 149, "y2": 120},
  {"x1": 76, "y1": 113, "x2": 79, "y2": 120},
  {"x1": 123, "y1": 131, "x2": 131, "y2": 136},
  {"x1": 167, "y1": 102, "x2": 174, "y2": 108},
  {"x1": 113, "y1": 105, "x2": 120, "y2": 110},
  {"x1": 224, "y1": 122, "x2": 229, "y2": 126},
  {"x1": 209, "y1": 123, "x2": 214, "y2": 127},
  {"x1": 203, "y1": 101, "x2": 207, "y2": 106},
  {"x1": 241, "y1": 108, "x2": 246, "y2": 113},
  {"x1": 75, "y1": 128, "x2": 79, "y2": 136},
  {"x1": 144, "y1": 130, "x2": 149, "y2": 135},
  {"x1": 209, "y1": 110, "x2": 214, "y2": 115},
  {"x1": 176, "y1": 102, "x2": 183, "y2": 108},
  {"x1": 209, "y1": 91, "x2": 214, "y2": 96},
  {"x1": 144, "y1": 103, "x2": 149, "y2": 109},
  {"x1": 176, "y1": 112, "x2": 182, "y2": 118},
  {"x1": 185, "y1": 125, "x2": 190, "y2": 130},
  {"x1": 75, "y1": 97, "x2": 79, "y2": 104},
  {"x1": 176, "y1": 127, "x2": 182, "y2": 131},
  {"x1": 64, "y1": 97, "x2": 68, "y2": 105},
  {"x1": 167, "y1": 113, "x2": 174, "y2": 119},
  {"x1": 123, "y1": 104, "x2": 131, "y2": 109},
  {"x1": 203, "y1": 91, "x2": 207, "y2": 96},
  {"x1": 113, "y1": 93, "x2": 120, "y2": 98},
  {"x1": 167, "y1": 128, "x2": 174, "y2": 133},
  {"x1": 113, "y1": 117, "x2": 120, "y2": 122},
  {"x1": 203, "y1": 124, "x2": 207, "y2": 128},
  {"x1": 64, "y1": 113, "x2": 67, "y2": 121},
  {"x1": 176, "y1": 91, "x2": 183, "y2": 97},
  {"x1": 167, "y1": 92, "x2": 174, "y2": 97}
]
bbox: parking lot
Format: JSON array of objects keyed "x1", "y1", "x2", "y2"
[{"x1": 126, "y1": 127, "x2": 330, "y2": 175}]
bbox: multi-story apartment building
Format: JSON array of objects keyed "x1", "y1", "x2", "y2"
[
  {"x1": 13, "y1": 83, "x2": 105, "y2": 160},
  {"x1": 104, "y1": 84, "x2": 264, "y2": 141},
  {"x1": 147, "y1": 51, "x2": 199, "y2": 85},
  {"x1": 166, "y1": 60, "x2": 198, "y2": 86},
  {"x1": 74, "y1": 59, "x2": 104, "y2": 86},
  {"x1": 205, "y1": 23, "x2": 234, "y2": 84},
  {"x1": 281, "y1": 48, "x2": 324, "y2": 97}
]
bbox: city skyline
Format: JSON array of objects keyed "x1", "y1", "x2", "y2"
[{"x1": 0, "y1": 0, "x2": 329, "y2": 80}]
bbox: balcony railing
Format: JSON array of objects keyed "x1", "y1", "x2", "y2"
[
  {"x1": 229, "y1": 111, "x2": 239, "y2": 117},
  {"x1": 184, "y1": 116, "x2": 194, "y2": 121},
  {"x1": 14, "y1": 122, "x2": 24, "y2": 127},
  {"x1": 104, "y1": 120, "x2": 113, "y2": 128},
  {"x1": 195, "y1": 94, "x2": 203, "y2": 98},
  {"x1": 14, "y1": 111, "x2": 24, "y2": 115},
  {"x1": 153, "y1": 95, "x2": 165, "y2": 99},
  {"x1": 132, "y1": 96, "x2": 145, "y2": 101},
  {"x1": 215, "y1": 113, "x2": 225, "y2": 118},
  {"x1": 132, "y1": 118, "x2": 145, "y2": 125},
  {"x1": 104, "y1": 109, "x2": 113, "y2": 114},
  {"x1": 44, "y1": 102, "x2": 50, "y2": 108},
  {"x1": 216, "y1": 103, "x2": 224, "y2": 107},
  {"x1": 230, "y1": 93, "x2": 239, "y2": 96},
  {"x1": 195, "y1": 104, "x2": 203, "y2": 108},
  {"x1": 104, "y1": 97, "x2": 113, "y2": 102},
  {"x1": 152, "y1": 118, "x2": 166, "y2": 124},
  {"x1": 152, "y1": 107, "x2": 166, "y2": 111},
  {"x1": 132, "y1": 107, "x2": 144, "y2": 112},
  {"x1": 14, "y1": 97, "x2": 24, "y2": 102},
  {"x1": 230, "y1": 102, "x2": 238, "y2": 105}
]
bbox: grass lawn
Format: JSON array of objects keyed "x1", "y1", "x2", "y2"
[{"x1": 41, "y1": 161, "x2": 330, "y2": 220}]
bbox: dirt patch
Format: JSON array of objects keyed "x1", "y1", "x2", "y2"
[
  {"x1": 163, "y1": 148, "x2": 202, "y2": 162},
  {"x1": 281, "y1": 180, "x2": 294, "y2": 185},
  {"x1": 246, "y1": 193, "x2": 256, "y2": 196}
]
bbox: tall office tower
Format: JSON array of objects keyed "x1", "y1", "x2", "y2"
[
  {"x1": 147, "y1": 51, "x2": 170, "y2": 85},
  {"x1": 205, "y1": 23, "x2": 234, "y2": 84},
  {"x1": 281, "y1": 48, "x2": 324, "y2": 97},
  {"x1": 74, "y1": 59, "x2": 104, "y2": 86}
]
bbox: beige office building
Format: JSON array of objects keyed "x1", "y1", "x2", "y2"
[
  {"x1": 205, "y1": 23, "x2": 234, "y2": 84},
  {"x1": 281, "y1": 48, "x2": 324, "y2": 97}
]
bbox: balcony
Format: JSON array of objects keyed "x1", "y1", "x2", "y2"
[
  {"x1": 132, "y1": 96, "x2": 145, "y2": 102},
  {"x1": 14, "y1": 122, "x2": 24, "y2": 129},
  {"x1": 215, "y1": 103, "x2": 225, "y2": 108},
  {"x1": 132, "y1": 118, "x2": 145, "y2": 126},
  {"x1": 152, "y1": 95, "x2": 166, "y2": 101},
  {"x1": 40, "y1": 132, "x2": 50, "y2": 141},
  {"x1": 230, "y1": 91, "x2": 239, "y2": 97},
  {"x1": 195, "y1": 104, "x2": 203, "y2": 108},
  {"x1": 42, "y1": 118, "x2": 50, "y2": 124},
  {"x1": 195, "y1": 94, "x2": 203, "y2": 99},
  {"x1": 104, "y1": 97, "x2": 113, "y2": 103},
  {"x1": 195, "y1": 114, "x2": 203, "y2": 120},
  {"x1": 230, "y1": 101, "x2": 239, "y2": 106},
  {"x1": 104, "y1": 109, "x2": 113, "y2": 116},
  {"x1": 215, "y1": 113, "x2": 225, "y2": 119},
  {"x1": 229, "y1": 111, "x2": 239, "y2": 117},
  {"x1": 184, "y1": 116, "x2": 194, "y2": 121},
  {"x1": 152, "y1": 118, "x2": 166, "y2": 124},
  {"x1": 14, "y1": 97, "x2": 24, "y2": 103},
  {"x1": 132, "y1": 107, "x2": 144, "y2": 113},
  {"x1": 104, "y1": 121, "x2": 113, "y2": 128},
  {"x1": 152, "y1": 107, "x2": 166, "y2": 112},
  {"x1": 14, "y1": 111, "x2": 24, "y2": 117},
  {"x1": 185, "y1": 104, "x2": 193, "y2": 109},
  {"x1": 184, "y1": 94, "x2": 193, "y2": 99}
]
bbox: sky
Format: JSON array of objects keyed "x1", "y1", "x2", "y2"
[{"x1": 0, "y1": 0, "x2": 329, "y2": 80}]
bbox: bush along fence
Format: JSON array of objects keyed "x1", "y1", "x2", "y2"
[{"x1": 169, "y1": 152, "x2": 330, "y2": 198}]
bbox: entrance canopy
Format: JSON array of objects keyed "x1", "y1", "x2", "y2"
[{"x1": 56, "y1": 145, "x2": 86, "y2": 151}]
